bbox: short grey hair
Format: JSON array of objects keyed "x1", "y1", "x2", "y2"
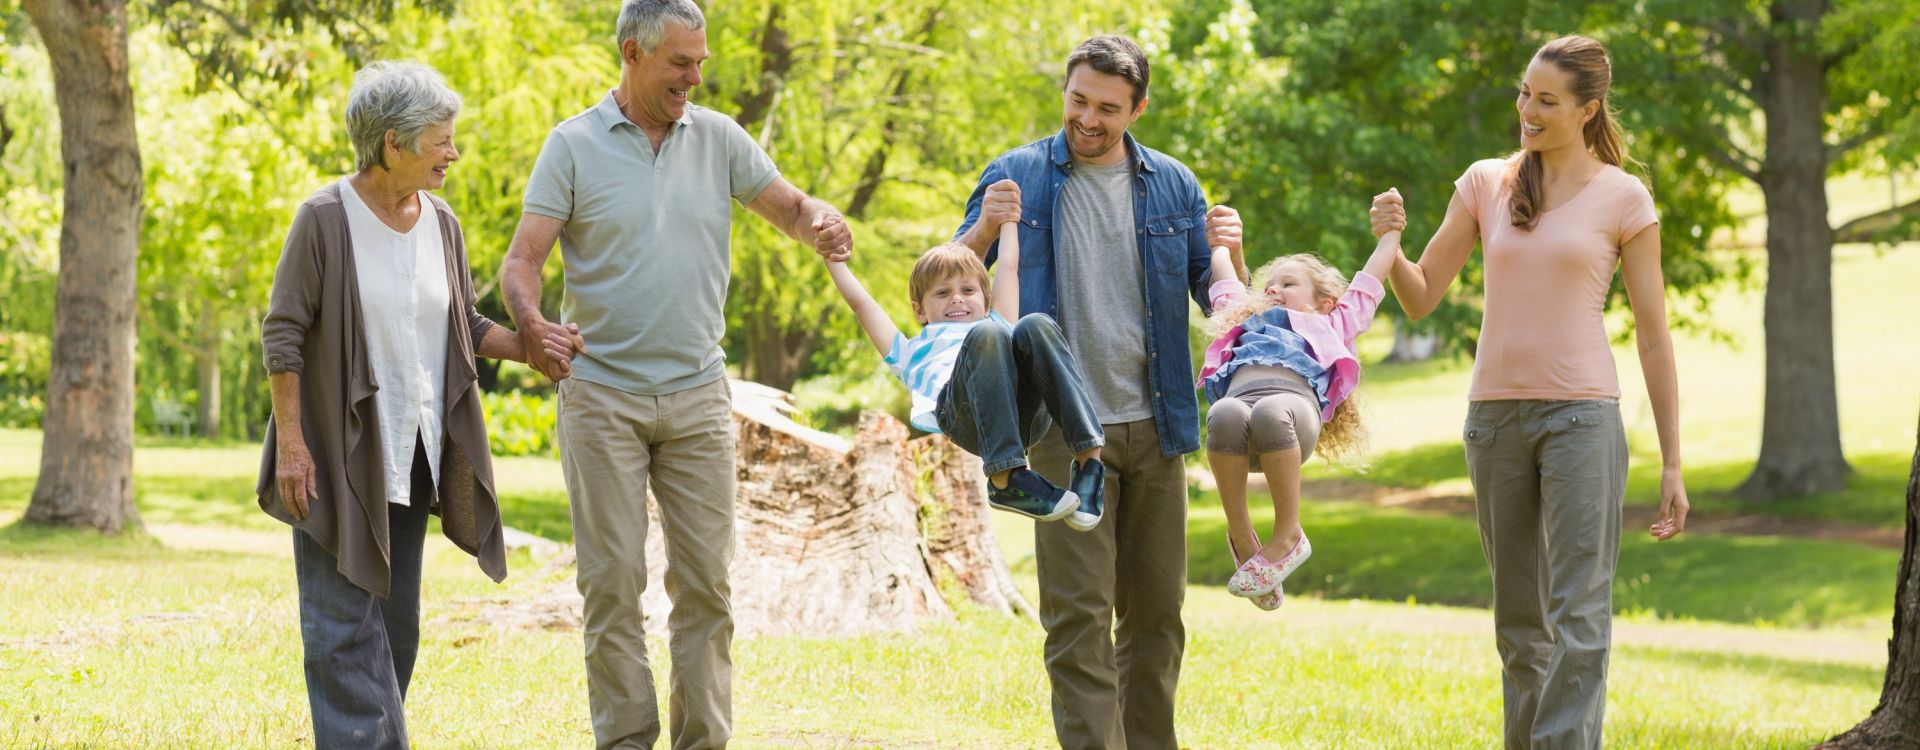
[
  {"x1": 346, "y1": 61, "x2": 463, "y2": 173},
  {"x1": 616, "y1": 0, "x2": 705, "y2": 58}
]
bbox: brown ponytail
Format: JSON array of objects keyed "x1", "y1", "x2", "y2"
[{"x1": 1506, "y1": 34, "x2": 1634, "y2": 230}]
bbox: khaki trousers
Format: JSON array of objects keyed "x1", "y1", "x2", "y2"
[
  {"x1": 559, "y1": 377, "x2": 736, "y2": 750},
  {"x1": 1030, "y1": 419, "x2": 1188, "y2": 750},
  {"x1": 1464, "y1": 399, "x2": 1627, "y2": 750}
]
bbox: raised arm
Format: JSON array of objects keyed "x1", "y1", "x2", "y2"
[
  {"x1": 1620, "y1": 224, "x2": 1689, "y2": 540},
  {"x1": 991, "y1": 220, "x2": 1021, "y2": 321},
  {"x1": 825, "y1": 260, "x2": 901, "y2": 357},
  {"x1": 1379, "y1": 189, "x2": 1478, "y2": 320},
  {"x1": 746, "y1": 177, "x2": 853, "y2": 262}
]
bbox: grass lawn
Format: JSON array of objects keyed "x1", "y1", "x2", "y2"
[{"x1": 1, "y1": 427, "x2": 1898, "y2": 748}]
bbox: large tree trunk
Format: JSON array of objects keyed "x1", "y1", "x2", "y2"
[
  {"x1": 1737, "y1": 0, "x2": 1851, "y2": 502},
  {"x1": 1819, "y1": 413, "x2": 1920, "y2": 748},
  {"x1": 22, "y1": 0, "x2": 142, "y2": 533},
  {"x1": 475, "y1": 380, "x2": 1033, "y2": 636}
]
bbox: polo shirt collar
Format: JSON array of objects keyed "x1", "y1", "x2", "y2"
[{"x1": 594, "y1": 89, "x2": 696, "y2": 131}]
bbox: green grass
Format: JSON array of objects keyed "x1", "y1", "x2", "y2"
[{"x1": 0, "y1": 518, "x2": 1886, "y2": 749}]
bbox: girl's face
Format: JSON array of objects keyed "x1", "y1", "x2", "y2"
[
  {"x1": 1515, "y1": 59, "x2": 1598, "y2": 154},
  {"x1": 1263, "y1": 262, "x2": 1334, "y2": 315},
  {"x1": 914, "y1": 272, "x2": 989, "y2": 326}
]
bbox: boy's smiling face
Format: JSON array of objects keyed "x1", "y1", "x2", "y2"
[{"x1": 913, "y1": 272, "x2": 990, "y2": 326}]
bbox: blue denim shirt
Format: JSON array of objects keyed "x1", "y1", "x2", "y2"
[
  {"x1": 1200, "y1": 309, "x2": 1332, "y2": 410},
  {"x1": 955, "y1": 130, "x2": 1215, "y2": 457}
]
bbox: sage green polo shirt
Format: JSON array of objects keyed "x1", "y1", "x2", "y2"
[{"x1": 524, "y1": 92, "x2": 779, "y2": 395}]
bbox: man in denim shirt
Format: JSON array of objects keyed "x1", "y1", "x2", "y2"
[{"x1": 954, "y1": 34, "x2": 1244, "y2": 750}]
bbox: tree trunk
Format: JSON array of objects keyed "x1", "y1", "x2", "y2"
[
  {"x1": 1383, "y1": 322, "x2": 1438, "y2": 364},
  {"x1": 1818, "y1": 413, "x2": 1920, "y2": 748},
  {"x1": 195, "y1": 301, "x2": 220, "y2": 438},
  {"x1": 1737, "y1": 0, "x2": 1851, "y2": 502},
  {"x1": 22, "y1": 0, "x2": 142, "y2": 534},
  {"x1": 474, "y1": 380, "x2": 1034, "y2": 636}
]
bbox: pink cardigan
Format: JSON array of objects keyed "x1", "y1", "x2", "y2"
[{"x1": 1197, "y1": 272, "x2": 1383, "y2": 421}]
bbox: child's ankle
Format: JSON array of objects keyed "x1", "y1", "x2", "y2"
[{"x1": 989, "y1": 469, "x2": 1012, "y2": 489}]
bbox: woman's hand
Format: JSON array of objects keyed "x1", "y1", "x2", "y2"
[
  {"x1": 1650, "y1": 466, "x2": 1689, "y2": 540},
  {"x1": 1370, "y1": 189, "x2": 1406, "y2": 238},
  {"x1": 276, "y1": 438, "x2": 318, "y2": 521}
]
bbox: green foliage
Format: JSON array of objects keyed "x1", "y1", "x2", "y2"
[{"x1": 482, "y1": 390, "x2": 558, "y2": 458}]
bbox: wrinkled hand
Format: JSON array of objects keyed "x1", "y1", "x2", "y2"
[
  {"x1": 1206, "y1": 204, "x2": 1243, "y2": 255},
  {"x1": 811, "y1": 210, "x2": 852, "y2": 262},
  {"x1": 1370, "y1": 188, "x2": 1406, "y2": 237},
  {"x1": 522, "y1": 318, "x2": 586, "y2": 382},
  {"x1": 980, "y1": 179, "x2": 1021, "y2": 229},
  {"x1": 276, "y1": 438, "x2": 318, "y2": 521},
  {"x1": 1650, "y1": 467, "x2": 1689, "y2": 540}
]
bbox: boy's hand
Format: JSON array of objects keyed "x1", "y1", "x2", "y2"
[
  {"x1": 1370, "y1": 189, "x2": 1406, "y2": 238},
  {"x1": 980, "y1": 179, "x2": 1022, "y2": 229}
]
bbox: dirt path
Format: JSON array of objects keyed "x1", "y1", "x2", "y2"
[{"x1": 1191, "y1": 470, "x2": 1905, "y2": 550}]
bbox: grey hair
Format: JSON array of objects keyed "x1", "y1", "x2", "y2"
[
  {"x1": 616, "y1": 0, "x2": 705, "y2": 58},
  {"x1": 346, "y1": 61, "x2": 463, "y2": 173}
]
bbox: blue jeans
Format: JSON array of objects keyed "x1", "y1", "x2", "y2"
[
  {"x1": 937, "y1": 314, "x2": 1104, "y2": 475},
  {"x1": 293, "y1": 437, "x2": 433, "y2": 750}
]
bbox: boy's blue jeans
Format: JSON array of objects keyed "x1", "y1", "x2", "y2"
[{"x1": 936, "y1": 314, "x2": 1104, "y2": 475}]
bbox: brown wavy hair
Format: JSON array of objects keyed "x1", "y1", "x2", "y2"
[
  {"x1": 1506, "y1": 34, "x2": 1633, "y2": 230},
  {"x1": 1207, "y1": 254, "x2": 1368, "y2": 461}
]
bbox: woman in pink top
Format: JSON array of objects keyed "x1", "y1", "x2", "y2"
[{"x1": 1372, "y1": 35, "x2": 1689, "y2": 749}]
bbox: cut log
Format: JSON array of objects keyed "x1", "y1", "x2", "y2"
[{"x1": 474, "y1": 380, "x2": 1033, "y2": 637}]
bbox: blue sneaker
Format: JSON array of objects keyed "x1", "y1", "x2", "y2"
[
  {"x1": 987, "y1": 468, "x2": 1077, "y2": 521},
  {"x1": 1064, "y1": 458, "x2": 1106, "y2": 532}
]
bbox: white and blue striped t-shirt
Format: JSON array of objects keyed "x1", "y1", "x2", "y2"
[{"x1": 885, "y1": 311, "x2": 1011, "y2": 433}]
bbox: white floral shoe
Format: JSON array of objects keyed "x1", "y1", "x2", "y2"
[
  {"x1": 1227, "y1": 533, "x2": 1283, "y2": 611},
  {"x1": 1227, "y1": 533, "x2": 1311, "y2": 599}
]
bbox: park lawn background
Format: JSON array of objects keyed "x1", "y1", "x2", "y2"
[{"x1": 2, "y1": 240, "x2": 1914, "y2": 745}]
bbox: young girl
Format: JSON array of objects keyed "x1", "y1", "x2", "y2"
[{"x1": 1198, "y1": 202, "x2": 1401, "y2": 609}]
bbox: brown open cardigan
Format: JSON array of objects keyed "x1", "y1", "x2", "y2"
[{"x1": 257, "y1": 181, "x2": 507, "y2": 596}]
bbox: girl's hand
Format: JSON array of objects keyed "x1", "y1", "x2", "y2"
[
  {"x1": 1370, "y1": 189, "x2": 1406, "y2": 238},
  {"x1": 1650, "y1": 466, "x2": 1689, "y2": 540}
]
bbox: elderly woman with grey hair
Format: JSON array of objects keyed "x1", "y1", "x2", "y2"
[{"x1": 257, "y1": 60, "x2": 581, "y2": 749}]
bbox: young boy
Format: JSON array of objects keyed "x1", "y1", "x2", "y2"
[{"x1": 824, "y1": 219, "x2": 1106, "y2": 530}]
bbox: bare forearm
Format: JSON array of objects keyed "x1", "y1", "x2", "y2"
[
  {"x1": 957, "y1": 220, "x2": 993, "y2": 259},
  {"x1": 827, "y1": 262, "x2": 897, "y2": 354},
  {"x1": 1639, "y1": 332, "x2": 1684, "y2": 469},
  {"x1": 1209, "y1": 247, "x2": 1240, "y2": 291},
  {"x1": 476, "y1": 324, "x2": 525, "y2": 362},
  {"x1": 1362, "y1": 231, "x2": 1403, "y2": 282},
  {"x1": 501, "y1": 253, "x2": 545, "y2": 325},
  {"x1": 1388, "y1": 253, "x2": 1439, "y2": 319},
  {"x1": 268, "y1": 372, "x2": 304, "y2": 448}
]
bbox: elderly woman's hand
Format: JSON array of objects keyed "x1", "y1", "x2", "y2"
[{"x1": 277, "y1": 437, "x2": 318, "y2": 521}]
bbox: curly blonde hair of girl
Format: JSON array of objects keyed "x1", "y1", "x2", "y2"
[{"x1": 1208, "y1": 253, "x2": 1369, "y2": 461}]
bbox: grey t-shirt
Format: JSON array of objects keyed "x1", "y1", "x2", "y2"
[
  {"x1": 523, "y1": 93, "x2": 779, "y2": 395},
  {"x1": 1055, "y1": 158, "x2": 1151, "y2": 423}
]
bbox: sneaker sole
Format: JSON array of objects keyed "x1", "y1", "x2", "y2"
[{"x1": 990, "y1": 491, "x2": 1079, "y2": 521}]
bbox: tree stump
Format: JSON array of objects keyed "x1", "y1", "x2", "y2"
[
  {"x1": 475, "y1": 380, "x2": 1033, "y2": 637},
  {"x1": 1820, "y1": 413, "x2": 1920, "y2": 748}
]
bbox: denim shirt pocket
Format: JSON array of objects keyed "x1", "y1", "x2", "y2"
[
  {"x1": 1017, "y1": 205, "x2": 1053, "y2": 270},
  {"x1": 1144, "y1": 213, "x2": 1195, "y2": 276}
]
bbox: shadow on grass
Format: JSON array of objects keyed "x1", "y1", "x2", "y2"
[
  {"x1": 1624, "y1": 646, "x2": 1885, "y2": 692},
  {"x1": 0, "y1": 520, "x2": 163, "y2": 558},
  {"x1": 1187, "y1": 491, "x2": 1898, "y2": 628},
  {"x1": 1324, "y1": 442, "x2": 1911, "y2": 530},
  {"x1": 496, "y1": 489, "x2": 575, "y2": 543}
]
